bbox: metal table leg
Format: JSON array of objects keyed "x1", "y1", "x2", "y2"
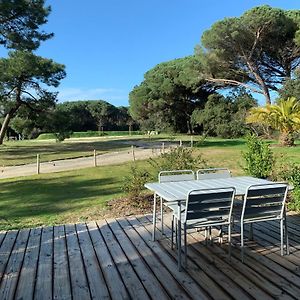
[{"x1": 152, "y1": 193, "x2": 157, "y2": 241}]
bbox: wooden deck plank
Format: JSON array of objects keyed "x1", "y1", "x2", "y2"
[
  {"x1": 141, "y1": 215, "x2": 252, "y2": 300},
  {"x1": 188, "y1": 227, "x2": 296, "y2": 300},
  {"x1": 65, "y1": 224, "x2": 91, "y2": 300},
  {"x1": 99, "y1": 219, "x2": 150, "y2": 300},
  {"x1": 34, "y1": 226, "x2": 53, "y2": 300},
  {"x1": 108, "y1": 218, "x2": 170, "y2": 300},
  {"x1": 76, "y1": 223, "x2": 110, "y2": 299},
  {"x1": 0, "y1": 213, "x2": 299, "y2": 300},
  {"x1": 15, "y1": 227, "x2": 42, "y2": 300},
  {"x1": 53, "y1": 225, "x2": 72, "y2": 300},
  {"x1": 127, "y1": 216, "x2": 212, "y2": 300},
  {"x1": 117, "y1": 217, "x2": 193, "y2": 300},
  {"x1": 0, "y1": 229, "x2": 30, "y2": 300},
  {"x1": 0, "y1": 231, "x2": 18, "y2": 283},
  {"x1": 87, "y1": 221, "x2": 129, "y2": 300},
  {"x1": 142, "y1": 223, "x2": 231, "y2": 300}
]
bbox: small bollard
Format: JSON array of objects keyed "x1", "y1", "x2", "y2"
[
  {"x1": 191, "y1": 136, "x2": 193, "y2": 148},
  {"x1": 179, "y1": 140, "x2": 182, "y2": 147},
  {"x1": 162, "y1": 142, "x2": 165, "y2": 153}
]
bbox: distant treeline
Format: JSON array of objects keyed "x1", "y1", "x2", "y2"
[{"x1": 8, "y1": 100, "x2": 137, "y2": 139}]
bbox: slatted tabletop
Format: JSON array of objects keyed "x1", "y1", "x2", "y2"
[
  {"x1": 0, "y1": 214, "x2": 300, "y2": 299},
  {"x1": 145, "y1": 176, "x2": 281, "y2": 201}
]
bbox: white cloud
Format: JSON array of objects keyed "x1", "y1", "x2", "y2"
[{"x1": 56, "y1": 87, "x2": 129, "y2": 105}]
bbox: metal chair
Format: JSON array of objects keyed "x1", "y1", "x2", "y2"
[
  {"x1": 172, "y1": 187, "x2": 236, "y2": 269},
  {"x1": 158, "y1": 170, "x2": 195, "y2": 235},
  {"x1": 196, "y1": 168, "x2": 231, "y2": 180},
  {"x1": 196, "y1": 168, "x2": 232, "y2": 240},
  {"x1": 240, "y1": 183, "x2": 289, "y2": 262}
]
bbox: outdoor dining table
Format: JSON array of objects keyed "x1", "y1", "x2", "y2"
[{"x1": 145, "y1": 176, "x2": 286, "y2": 270}]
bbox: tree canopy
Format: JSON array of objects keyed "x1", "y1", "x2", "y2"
[
  {"x1": 0, "y1": 50, "x2": 66, "y2": 143},
  {"x1": 0, "y1": 0, "x2": 52, "y2": 50},
  {"x1": 198, "y1": 5, "x2": 300, "y2": 105},
  {"x1": 129, "y1": 56, "x2": 214, "y2": 133}
]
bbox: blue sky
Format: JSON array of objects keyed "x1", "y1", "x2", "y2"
[{"x1": 31, "y1": 1, "x2": 300, "y2": 105}]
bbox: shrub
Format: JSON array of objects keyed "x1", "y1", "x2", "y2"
[
  {"x1": 242, "y1": 134, "x2": 274, "y2": 178},
  {"x1": 277, "y1": 163, "x2": 300, "y2": 211},
  {"x1": 148, "y1": 147, "x2": 207, "y2": 174},
  {"x1": 122, "y1": 166, "x2": 151, "y2": 199}
]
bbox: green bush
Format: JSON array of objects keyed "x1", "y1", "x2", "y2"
[
  {"x1": 122, "y1": 166, "x2": 151, "y2": 199},
  {"x1": 277, "y1": 164, "x2": 300, "y2": 211},
  {"x1": 242, "y1": 134, "x2": 274, "y2": 178},
  {"x1": 122, "y1": 147, "x2": 207, "y2": 201},
  {"x1": 149, "y1": 146, "x2": 207, "y2": 173}
]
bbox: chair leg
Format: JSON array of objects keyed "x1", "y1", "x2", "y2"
[
  {"x1": 178, "y1": 220, "x2": 182, "y2": 271},
  {"x1": 228, "y1": 223, "x2": 231, "y2": 260},
  {"x1": 209, "y1": 227, "x2": 212, "y2": 245},
  {"x1": 241, "y1": 223, "x2": 244, "y2": 263},
  {"x1": 284, "y1": 213, "x2": 289, "y2": 255},
  {"x1": 160, "y1": 197, "x2": 164, "y2": 234},
  {"x1": 152, "y1": 193, "x2": 157, "y2": 241},
  {"x1": 249, "y1": 223, "x2": 253, "y2": 241},
  {"x1": 219, "y1": 225, "x2": 223, "y2": 244},
  {"x1": 205, "y1": 228, "x2": 208, "y2": 245},
  {"x1": 184, "y1": 223, "x2": 187, "y2": 268},
  {"x1": 175, "y1": 219, "x2": 178, "y2": 249},
  {"x1": 171, "y1": 215, "x2": 174, "y2": 250},
  {"x1": 280, "y1": 218, "x2": 284, "y2": 256}
]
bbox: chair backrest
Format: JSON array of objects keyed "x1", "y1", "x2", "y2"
[
  {"x1": 196, "y1": 168, "x2": 231, "y2": 180},
  {"x1": 242, "y1": 183, "x2": 289, "y2": 222},
  {"x1": 184, "y1": 187, "x2": 236, "y2": 224},
  {"x1": 158, "y1": 170, "x2": 195, "y2": 183}
]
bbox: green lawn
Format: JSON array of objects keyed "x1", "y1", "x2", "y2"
[
  {"x1": 0, "y1": 136, "x2": 299, "y2": 231},
  {"x1": 0, "y1": 163, "x2": 134, "y2": 231}
]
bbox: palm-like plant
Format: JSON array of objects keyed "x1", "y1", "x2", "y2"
[{"x1": 246, "y1": 97, "x2": 300, "y2": 146}]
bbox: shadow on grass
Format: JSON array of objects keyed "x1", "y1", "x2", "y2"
[{"x1": 0, "y1": 175, "x2": 122, "y2": 223}]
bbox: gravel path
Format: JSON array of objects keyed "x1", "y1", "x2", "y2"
[{"x1": 0, "y1": 147, "x2": 164, "y2": 179}]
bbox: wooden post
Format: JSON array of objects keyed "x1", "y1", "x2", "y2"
[
  {"x1": 93, "y1": 149, "x2": 97, "y2": 167},
  {"x1": 162, "y1": 142, "x2": 165, "y2": 153},
  {"x1": 37, "y1": 154, "x2": 40, "y2": 174},
  {"x1": 191, "y1": 136, "x2": 193, "y2": 148},
  {"x1": 131, "y1": 145, "x2": 136, "y2": 161}
]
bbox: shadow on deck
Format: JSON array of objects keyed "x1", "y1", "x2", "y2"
[{"x1": 0, "y1": 213, "x2": 300, "y2": 299}]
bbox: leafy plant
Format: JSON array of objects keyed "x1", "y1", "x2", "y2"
[
  {"x1": 148, "y1": 146, "x2": 207, "y2": 173},
  {"x1": 277, "y1": 163, "x2": 300, "y2": 211},
  {"x1": 122, "y1": 166, "x2": 151, "y2": 199},
  {"x1": 242, "y1": 134, "x2": 274, "y2": 178}
]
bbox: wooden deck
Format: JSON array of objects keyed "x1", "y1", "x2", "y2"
[{"x1": 0, "y1": 213, "x2": 300, "y2": 300}]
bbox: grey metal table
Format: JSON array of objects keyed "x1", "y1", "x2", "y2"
[{"x1": 145, "y1": 176, "x2": 277, "y2": 270}]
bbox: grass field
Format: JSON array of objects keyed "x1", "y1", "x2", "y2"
[
  {"x1": 0, "y1": 138, "x2": 134, "y2": 166},
  {"x1": 0, "y1": 136, "x2": 299, "y2": 231}
]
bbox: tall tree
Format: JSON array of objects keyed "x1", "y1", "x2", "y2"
[
  {"x1": 129, "y1": 56, "x2": 214, "y2": 133},
  {"x1": 0, "y1": 0, "x2": 52, "y2": 50},
  {"x1": 0, "y1": 51, "x2": 66, "y2": 144},
  {"x1": 198, "y1": 5, "x2": 300, "y2": 105}
]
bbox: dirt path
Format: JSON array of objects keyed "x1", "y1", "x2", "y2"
[{"x1": 0, "y1": 147, "x2": 164, "y2": 179}]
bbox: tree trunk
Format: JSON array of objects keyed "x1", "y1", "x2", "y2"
[
  {"x1": 0, "y1": 113, "x2": 12, "y2": 144},
  {"x1": 279, "y1": 132, "x2": 294, "y2": 147}
]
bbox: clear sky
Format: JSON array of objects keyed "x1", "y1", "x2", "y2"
[{"x1": 32, "y1": 1, "x2": 300, "y2": 106}]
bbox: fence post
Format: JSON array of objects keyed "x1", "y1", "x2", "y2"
[
  {"x1": 94, "y1": 149, "x2": 97, "y2": 167},
  {"x1": 131, "y1": 145, "x2": 136, "y2": 161},
  {"x1": 162, "y1": 142, "x2": 165, "y2": 154},
  {"x1": 179, "y1": 139, "x2": 182, "y2": 147},
  {"x1": 37, "y1": 154, "x2": 40, "y2": 174},
  {"x1": 191, "y1": 136, "x2": 193, "y2": 148}
]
